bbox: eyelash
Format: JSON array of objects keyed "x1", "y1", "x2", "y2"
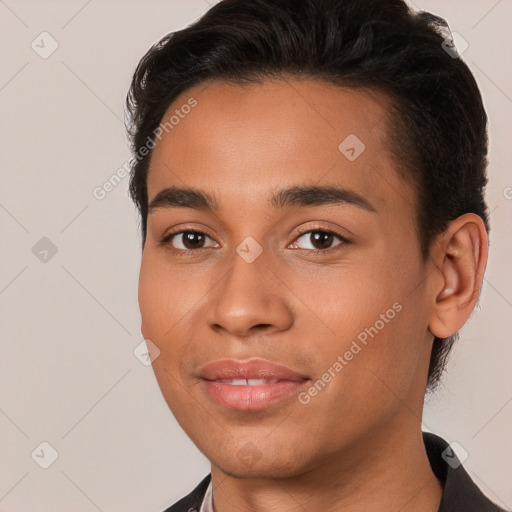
[
  {"x1": 159, "y1": 227, "x2": 351, "y2": 256},
  {"x1": 293, "y1": 227, "x2": 351, "y2": 254}
]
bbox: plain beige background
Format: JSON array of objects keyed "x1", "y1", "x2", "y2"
[{"x1": 0, "y1": 0, "x2": 511, "y2": 510}]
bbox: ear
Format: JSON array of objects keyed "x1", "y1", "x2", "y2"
[{"x1": 428, "y1": 213, "x2": 489, "y2": 339}]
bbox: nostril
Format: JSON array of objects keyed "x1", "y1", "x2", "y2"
[{"x1": 253, "y1": 324, "x2": 272, "y2": 330}]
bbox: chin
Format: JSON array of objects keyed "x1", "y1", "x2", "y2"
[
  {"x1": 213, "y1": 460, "x2": 305, "y2": 480},
  {"x1": 206, "y1": 442, "x2": 316, "y2": 480}
]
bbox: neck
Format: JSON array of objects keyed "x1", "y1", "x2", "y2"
[{"x1": 210, "y1": 421, "x2": 442, "y2": 512}]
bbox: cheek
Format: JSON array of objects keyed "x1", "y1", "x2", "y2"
[
  {"x1": 138, "y1": 252, "x2": 189, "y2": 368},
  {"x1": 302, "y1": 247, "x2": 426, "y2": 383},
  {"x1": 138, "y1": 253, "x2": 196, "y2": 413},
  {"x1": 138, "y1": 250, "x2": 197, "y2": 339},
  {"x1": 137, "y1": 250, "x2": 214, "y2": 379},
  {"x1": 294, "y1": 258, "x2": 398, "y2": 341},
  {"x1": 138, "y1": 255, "x2": 165, "y2": 340}
]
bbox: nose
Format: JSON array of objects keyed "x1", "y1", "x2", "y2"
[{"x1": 206, "y1": 250, "x2": 294, "y2": 338}]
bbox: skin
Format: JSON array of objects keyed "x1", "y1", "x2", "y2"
[{"x1": 138, "y1": 78, "x2": 488, "y2": 512}]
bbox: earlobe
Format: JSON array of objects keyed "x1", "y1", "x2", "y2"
[{"x1": 428, "y1": 214, "x2": 488, "y2": 339}]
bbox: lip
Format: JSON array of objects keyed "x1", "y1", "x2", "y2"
[
  {"x1": 198, "y1": 359, "x2": 309, "y2": 411},
  {"x1": 198, "y1": 358, "x2": 308, "y2": 381}
]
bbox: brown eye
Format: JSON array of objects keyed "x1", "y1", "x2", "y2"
[
  {"x1": 291, "y1": 230, "x2": 348, "y2": 252},
  {"x1": 183, "y1": 232, "x2": 205, "y2": 249},
  {"x1": 165, "y1": 231, "x2": 217, "y2": 251},
  {"x1": 309, "y1": 232, "x2": 335, "y2": 250}
]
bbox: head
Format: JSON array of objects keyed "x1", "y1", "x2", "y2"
[{"x1": 126, "y1": 0, "x2": 489, "y2": 477}]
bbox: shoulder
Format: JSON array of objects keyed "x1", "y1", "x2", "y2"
[
  {"x1": 423, "y1": 432, "x2": 508, "y2": 512},
  {"x1": 161, "y1": 474, "x2": 212, "y2": 512}
]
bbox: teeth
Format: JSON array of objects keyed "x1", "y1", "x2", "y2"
[
  {"x1": 217, "y1": 378, "x2": 280, "y2": 386},
  {"x1": 221, "y1": 379, "x2": 247, "y2": 386},
  {"x1": 248, "y1": 378, "x2": 279, "y2": 385}
]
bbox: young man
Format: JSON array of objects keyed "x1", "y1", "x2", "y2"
[{"x1": 125, "y1": 0, "x2": 506, "y2": 510}]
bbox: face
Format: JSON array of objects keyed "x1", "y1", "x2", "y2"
[{"x1": 139, "y1": 79, "x2": 436, "y2": 478}]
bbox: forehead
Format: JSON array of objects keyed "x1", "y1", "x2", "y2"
[{"x1": 146, "y1": 78, "x2": 412, "y2": 215}]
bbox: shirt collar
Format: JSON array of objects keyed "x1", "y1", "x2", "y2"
[{"x1": 199, "y1": 478, "x2": 214, "y2": 512}]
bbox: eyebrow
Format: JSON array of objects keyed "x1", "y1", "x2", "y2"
[{"x1": 148, "y1": 185, "x2": 376, "y2": 213}]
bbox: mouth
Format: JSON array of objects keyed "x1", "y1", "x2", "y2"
[
  {"x1": 215, "y1": 378, "x2": 289, "y2": 385},
  {"x1": 198, "y1": 358, "x2": 308, "y2": 381},
  {"x1": 197, "y1": 359, "x2": 310, "y2": 411}
]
